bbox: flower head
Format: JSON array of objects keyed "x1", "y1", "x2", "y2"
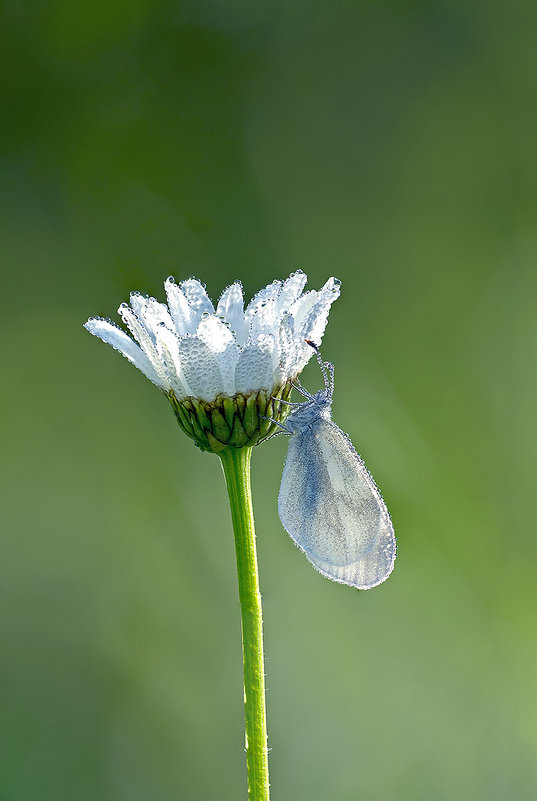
[{"x1": 85, "y1": 271, "x2": 340, "y2": 451}]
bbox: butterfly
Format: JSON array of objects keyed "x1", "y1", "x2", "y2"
[{"x1": 276, "y1": 344, "x2": 396, "y2": 589}]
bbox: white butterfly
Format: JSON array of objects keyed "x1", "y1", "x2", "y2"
[{"x1": 276, "y1": 346, "x2": 396, "y2": 590}]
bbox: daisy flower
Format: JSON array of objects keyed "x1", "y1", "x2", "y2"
[{"x1": 85, "y1": 271, "x2": 340, "y2": 451}]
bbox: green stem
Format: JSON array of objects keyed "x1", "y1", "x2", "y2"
[{"x1": 219, "y1": 446, "x2": 270, "y2": 801}]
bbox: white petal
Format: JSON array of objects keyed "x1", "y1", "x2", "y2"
[
  {"x1": 117, "y1": 304, "x2": 169, "y2": 385},
  {"x1": 197, "y1": 315, "x2": 239, "y2": 396},
  {"x1": 129, "y1": 291, "x2": 147, "y2": 319},
  {"x1": 300, "y1": 277, "x2": 341, "y2": 345},
  {"x1": 291, "y1": 340, "x2": 312, "y2": 375},
  {"x1": 176, "y1": 335, "x2": 225, "y2": 401},
  {"x1": 295, "y1": 277, "x2": 341, "y2": 372},
  {"x1": 280, "y1": 315, "x2": 307, "y2": 378},
  {"x1": 277, "y1": 270, "x2": 308, "y2": 314},
  {"x1": 249, "y1": 298, "x2": 279, "y2": 338},
  {"x1": 197, "y1": 314, "x2": 234, "y2": 351},
  {"x1": 181, "y1": 279, "x2": 215, "y2": 316},
  {"x1": 130, "y1": 294, "x2": 175, "y2": 342},
  {"x1": 84, "y1": 318, "x2": 166, "y2": 388},
  {"x1": 143, "y1": 298, "x2": 176, "y2": 339},
  {"x1": 118, "y1": 303, "x2": 152, "y2": 351},
  {"x1": 244, "y1": 280, "x2": 282, "y2": 329},
  {"x1": 154, "y1": 325, "x2": 190, "y2": 398},
  {"x1": 289, "y1": 290, "x2": 318, "y2": 332},
  {"x1": 165, "y1": 277, "x2": 196, "y2": 336},
  {"x1": 216, "y1": 282, "x2": 246, "y2": 342},
  {"x1": 277, "y1": 312, "x2": 297, "y2": 377},
  {"x1": 235, "y1": 334, "x2": 278, "y2": 394},
  {"x1": 320, "y1": 276, "x2": 342, "y2": 302}
]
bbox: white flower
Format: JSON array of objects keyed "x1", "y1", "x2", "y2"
[{"x1": 85, "y1": 271, "x2": 341, "y2": 403}]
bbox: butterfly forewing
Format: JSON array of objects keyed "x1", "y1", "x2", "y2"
[{"x1": 278, "y1": 418, "x2": 396, "y2": 589}]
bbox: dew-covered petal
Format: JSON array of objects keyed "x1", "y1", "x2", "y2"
[
  {"x1": 289, "y1": 290, "x2": 318, "y2": 332},
  {"x1": 143, "y1": 298, "x2": 176, "y2": 337},
  {"x1": 181, "y1": 279, "x2": 215, "y2": 318},
  {"x1": 294, "y1": 278, "x2": 341, "y2": 372},
  {"x1": 290, "y1": 341, "x2": 311, "y2": 375},
  {"x1": 249, "y1": 298, "x2": 279, "y2": 338},
  {"x1": 216, "y1": 282, "x2": 246, "y2": 342},
  {"x1": 277, "y1": 312, "x2": 297, "y2": 376},
  {"x1": 165, "y1": 277, "x2": 196, "y2": 336},
  {"x1": 197, "y1": 314, "x2": 239, "y2": 396},
  {"x1": 128, "y1": 292, "x2": 147, "y2": 319},
  {"x1": 117, "y1": 304, "x2": 169, "y2": 386},
  {"x1": 197, "y1": 314, "x2": 235, "y2": 351},
  {"x1": 318, "y1": 276, "x2": 342, "y2": 306},
  {"x1": 235, "y1": 334, "x2": 278, "y2": 394},
  {"x1": 154, "y1": 325, "x2": 190, "y2": 398},
  {"x1": 277, "y1": 270, "x2": 308, "y2": 314},
  {"x1": 84, "y1": 318, "x2": 166, "y2": 388},
  {"x1": 244, "y1": 280, "x2": 282, "y2": 329},
  {"x1": 118, "y1": 303, "x2": 154, "y2": 351},
  {"x1": 129, "y1": 294, "x2": 175, "y2": 342},
  {"x1": 300, "y1": 277, "x2": 341, "y2": 345},
  {"x1": 175, "y1": 335, "x2": 225, "y2": 401}
]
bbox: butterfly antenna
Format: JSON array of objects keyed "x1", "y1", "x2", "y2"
[{"x1": 325, "y1": 359, "x2": 335, "y2": 398}]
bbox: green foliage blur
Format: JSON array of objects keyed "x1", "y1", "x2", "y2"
[{"x1": 2, "y1": 1, "x2": 536, "y2": 799}]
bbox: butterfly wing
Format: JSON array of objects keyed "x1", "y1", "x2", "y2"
[{"x1": 278, "y1": 418, "x2": 396, "y2": 589}]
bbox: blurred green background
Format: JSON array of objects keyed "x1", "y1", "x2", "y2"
[{"x1": 2, "y1": 1, "x2": 537, "y2": 799}]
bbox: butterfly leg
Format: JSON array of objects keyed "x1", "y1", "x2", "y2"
[
  {"x1": 260, "y1": 415, "x2": 293, "y2": 435},
  {"x1": 291, "y1": 378, "x2": 315, "y2": 400},
  {"x1": 271, "y1": 396, "x2": 304, "y2": 407}
]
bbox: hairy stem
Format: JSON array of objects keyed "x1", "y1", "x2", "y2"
[{"x1": 219, "y1": 446, "x2": 270, "y2": 801}]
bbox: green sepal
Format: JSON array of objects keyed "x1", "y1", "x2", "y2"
[
  {"x1": 174, "y1": 403, "x2": 195, "y2": 438},
  {"x1": 189, "y1": 409, "x2": 208, "y2": 444},
  {"x1": 228, "y1": 414, "x2": 248, "y2": 446},
  {"x1": 235, "y1": 393, "x2": 246, "y2": 417},
  {"x1": 223, "y1": 396, "x2": 236, "y2": 430},
  {"x1": 211, "y1": 408, "x2": 231, "y2": 441},
  {"x1": 258, "y1": 397, "x2": 275, "y2": 439},
  {"x1": 243, "y1": 393, "x2": 259, "y2": 437},
  {"x1": 206, "y1": 430, "x2": 228, "y2": 452},
  {"x1": 191, "y1": 398, "x2": 212, "y2": 433},
  {"x1": 257, "y1": 392, "x2": 268, "y2": 418}
]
